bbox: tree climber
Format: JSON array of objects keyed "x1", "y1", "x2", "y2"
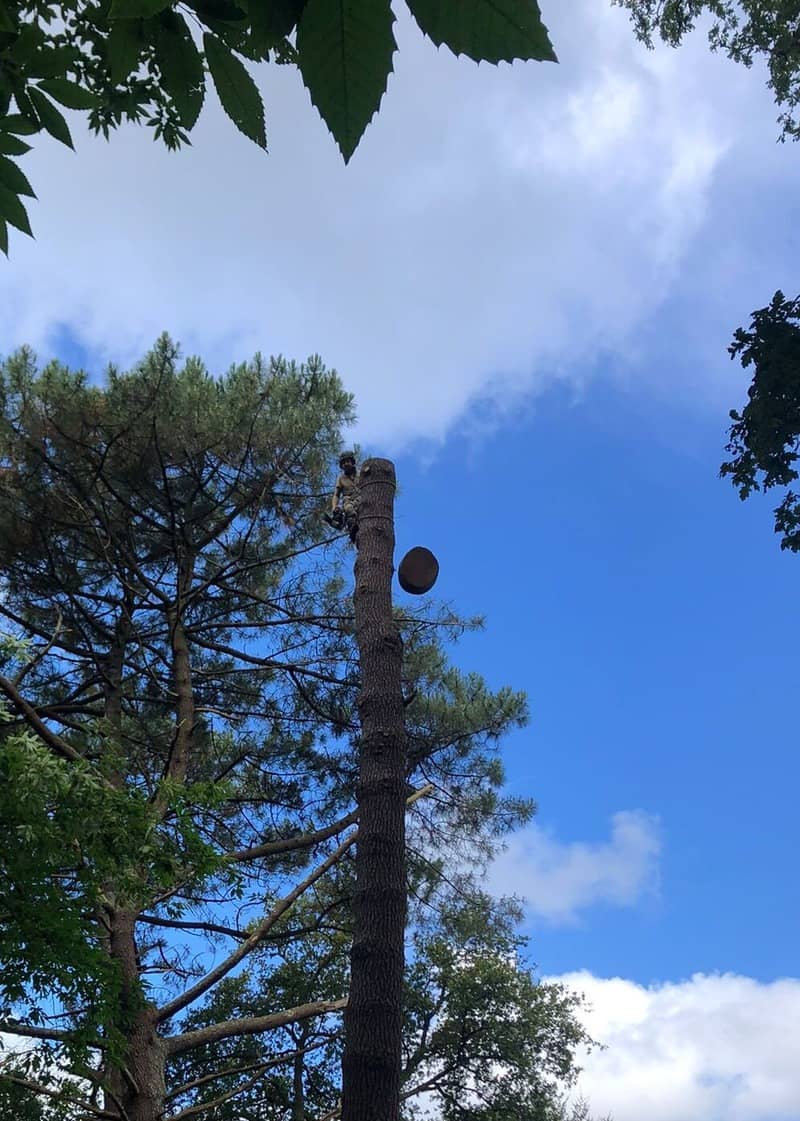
[{"x1": 325, "y1": 451, "x2": 359, "y2": 540}]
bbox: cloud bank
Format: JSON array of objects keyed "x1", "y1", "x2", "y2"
[
  {"x1": 556, "y1": 971, "x2": 800, "y2": 1121},
  {"x1": 489, "y1": 810, "x2": 661, "y2": 923},
  {"x1": 0, "y1": 2, "x2": 788, "y2": 446}
]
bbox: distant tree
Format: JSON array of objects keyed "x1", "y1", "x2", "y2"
[
  {"x1": 401, "y1": 893, "x2": 593, "y2": 1120},
  {"x1": 614, "y1": 1, "x2": 800, "y2": 141},
  {"x1": 0, "y1": 1, "x2": 557, "y2": 253},
  {"x1": 720, "y1": 290, "x2": 800, "y2": 551},
  {"x1": 552, "y1": 1098, "x2": 613, "y2": 1121},
  {"x1": 165, "y1": 888, "x2": 599, "y2": 1120}
]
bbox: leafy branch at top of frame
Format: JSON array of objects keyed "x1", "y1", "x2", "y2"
[{"x1": 0, "y1": 0, "x2": 557, "y2": 253}]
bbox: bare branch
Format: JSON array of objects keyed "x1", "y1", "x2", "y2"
[
  {"x1": 157, "y1": 832, "x2": 357, "y2": 1024},
  {"x1": 228, "y1": 779, "x2": 432, "y2": 865},
  {"x1": 166, "y1": 998, "x2": 347, "y2": 1057},
  {"x1": 0, "y1": 1020, "x2": 94, "y2": 1046},
  {"x1": 165, "y1": 1060, "x2": 267, "y2": 1103},
  {"x1": 166, "y1": 1040, "x2": 329, "y2": 1118},
  {"x1": 228, "y1": 808, "x2": 359, "y2": 865},
  {"x1": 0, "y1": 673, "x2": 85, "y2": 763},
  {"x1": 12, "y1": 607, "x2": 63, "y2": 687},
  {"x1": 137, "y1": 915, "x2": 247, "y2": 941}
]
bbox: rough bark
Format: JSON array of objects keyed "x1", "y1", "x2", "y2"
[
  {"x1": 99, "y1": 616, "x2": 167, "y2": 1121},
  {"x1": 164, "y1": 604, "x2": 195, "y2": 792},
  {"x1": 103, "y1": 909, "x2": 166, "y2": 1121},
  {"x1": 341, "y1": 458, "x2": 406, "y2": 1121}
]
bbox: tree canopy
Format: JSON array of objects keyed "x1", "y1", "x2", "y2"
[
  {"x1": 0, "y1": 336, "x2": 593, "y2": 1120},
  {"x1": 0, "y1": 0, "x2": 557, "y2": 253},
  {"x1": 614, "y1": 0, "x2": 800, "y2": 142},
  {"x1": 721, "y1": 290, "x2": 800, "y2": 552}
]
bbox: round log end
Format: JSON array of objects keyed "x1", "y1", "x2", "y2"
[{"x1": 398, "y1": 546, "x2": 439, "y2": 595}]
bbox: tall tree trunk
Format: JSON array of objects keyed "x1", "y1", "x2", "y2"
[
  {"x1": 341, "y1": 458, "x2": 406, "y2": 1121},
  {"x1": 165, "y1": 609, "x2": 195, "y2": 787},
  {"x1": 104, "y1": 909, "x2": 166, "y2": 1121},
  {"x1": 100, "y1": 613, "x2": 166, "y2": 1121}
]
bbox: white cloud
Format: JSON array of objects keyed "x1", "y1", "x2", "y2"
[
  {"x1": 0, "y1": 1032, "x2": 33, "y2": 1056},
  {"x1": 489, "y1": 810, "x2": 661, "y2": 923},
  {"x1": 0, "y1": 1, "x2": 788, "y2": 445},
  {"x1": 552, "y1": 971, "x2": 800, "y2": 1121}
]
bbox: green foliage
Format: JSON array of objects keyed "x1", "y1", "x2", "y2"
[
  {"x1": 167, "y1": 913, "x2": 350, "y2": 1119},
  {"x1": 0, "y1": 0, "x2": 557, "y2": 252},
  {"x1": 297, "y1": 0, "x2": 397, "y2": 163},
  {"x1": 0, "y1": 151, "x2": 34, "y2": 194},
  {"x1": 0, "y1": 709, "x2": 124, "y2": 1045},
  {"x1": 721, "y1": 290, "x2": 800, "y2": 551},
  {"x1": 36, "y1": 77, "x2": 96, "y2": 109},
  {"x1": 403, "y1": 894, "x2": 593, "y2": 1120},
  {"x1": 0, "y1": 1072, "x2": 51, "y2": 1120},
  {"x1": 155, "y1": 13, "x2": 205, "y2": 130},
  {"x1": 204, "y1": 31, "x2": 266, "y2": 147},
  {"x1": 408, "y1": 0, "x2": 557, "y2": 64},
  {"x1": 0, "y1": 678, "x2": 228, "y2": 1050},
  {"x1": 0, "y1": 179, "x2": 31, "y2": 232},
  {"x1": 27, "y1": 87, "x2": 73, "y2": 147},
  {"x1": 615, "y1": 0, "x2": 800, "y2": 141}
]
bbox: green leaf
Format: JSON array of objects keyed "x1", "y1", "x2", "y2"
[
  {"x1": 406, "y1": 0, "x2": 557, "y2": 63},
  {"x1": 0, "y1": 0, "x2": 14, "y2": 33},
  {"x1": 36, "y1": 79, "x2": 97, "y2": 111},
  {"x1": 0, "y1": 114, "x2": 40, "y2": 136},
  {"x1": 0, "y1": 184, "x2": 33, "y2": 236},
  {"x1": 0, "y1": 133, "x2": 32, "y2": 155},
  {"x1": 0, "y1": 217, "x2": 8, "y2": 256},
  {"x1": 156, "y1": 13, "x2": 205, "y2": 129},
  {"x1": 8, "y1": 23, "x2": 45, "y2": 61},
  {"x1": 0, "y1": 156, "x2": 35, "y2": 197},
  {"x1": 203, "y1": 32, "x2": 265, "y2": 147},
  {"x1": 26, "y1": 46, "x2": 80, "y2": 79},
  {"x1": 109, "y1": 0, "x2": 171, "y2": 18},
  {"x1": 28, "y1": 87, "x2": 73, "y2": 148},
  {"x1": 250, "y1": 0, "x2": 306, "y2": 46},
  {"x1": 12, "y1": 87, "x2": 36, "y2": 119},
  {"x1": 107, "y1": 19, "x2": 144, "y2": 84},
  {"x1": 190, "y1": 0, "x2": 247, "y2": 22},
  {"x1": 296, "y1": 0, "x2": 396, "y2": 162}
]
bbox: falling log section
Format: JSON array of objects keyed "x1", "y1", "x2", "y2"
[{"x1": 341, "y1": 458, "x2": 406, "y2": 1121}]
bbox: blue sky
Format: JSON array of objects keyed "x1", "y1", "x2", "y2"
[
  {"x1": 397, "y1": 376, "x2": 800, "y2": 982},
  {"x1": 3, "y1": 1, "x2": 800, "y2": 1116}
]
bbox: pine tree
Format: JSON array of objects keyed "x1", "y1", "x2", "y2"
[{"x1": 0, "y1": 337, "x2": 555, "y2": 1121}]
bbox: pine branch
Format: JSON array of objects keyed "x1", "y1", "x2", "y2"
[{"x1": 188, "y1": 633, "x2": 350, "y2": 687}]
